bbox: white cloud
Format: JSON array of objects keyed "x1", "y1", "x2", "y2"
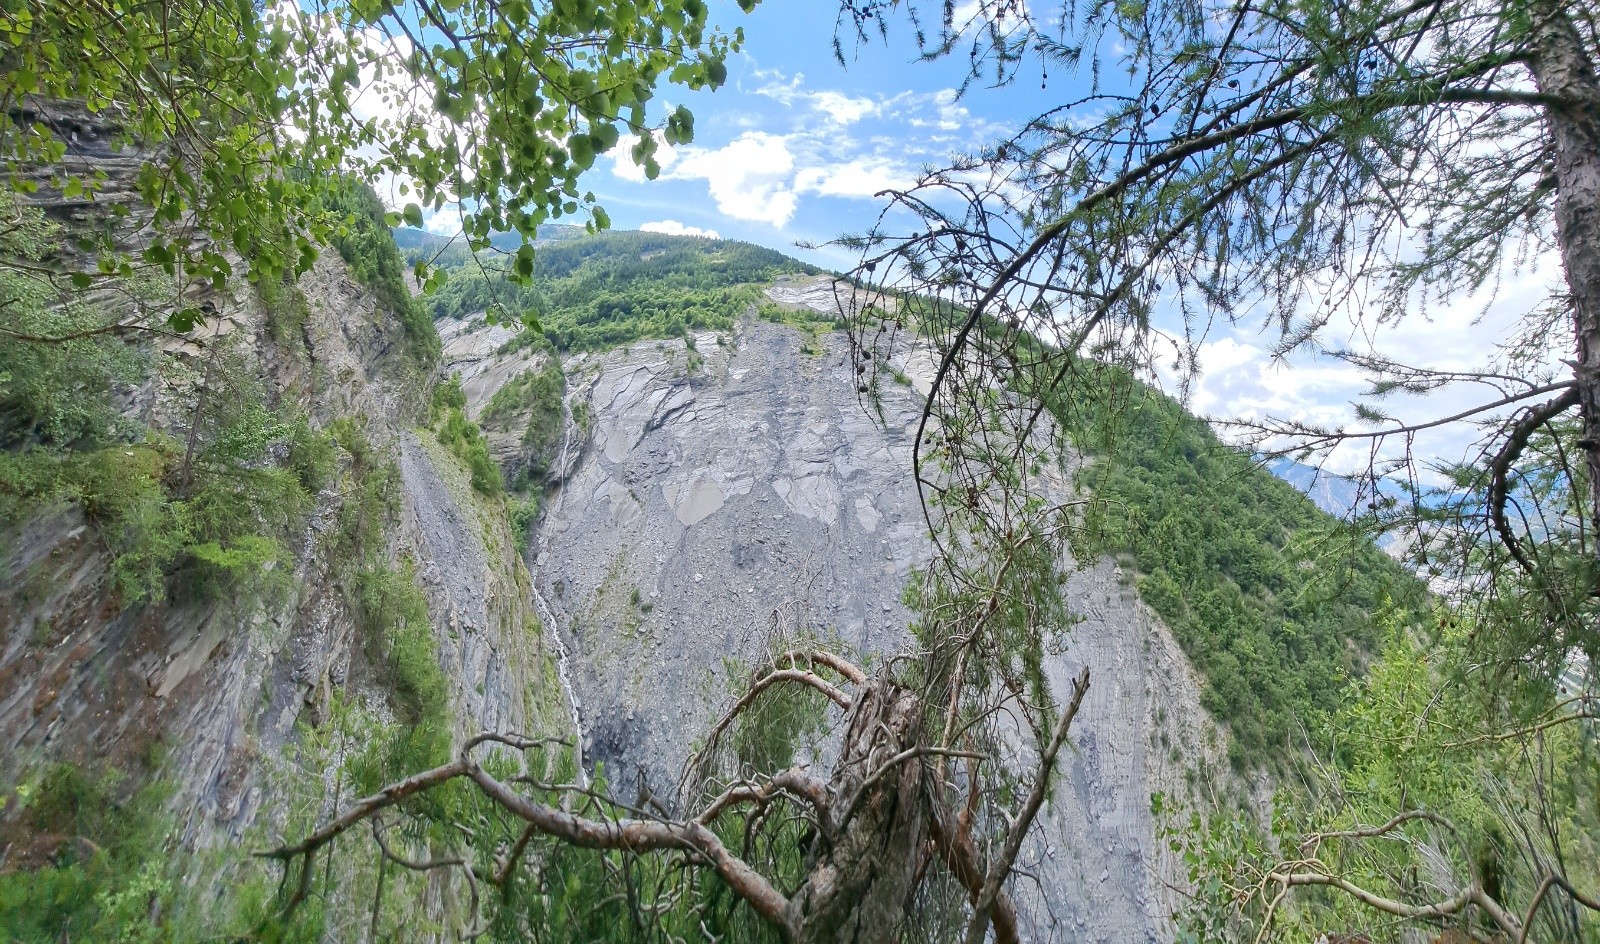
[
  {"x1": 794, "y1": 158, "x2": 917, "y2": 199},
  {"x1": 753, "y1": 72, "x2": 879, "y2": 126},
  {"x1": 669, "y1": 132, "x2": 799, "y2": 227},
  {"x1": 640, "y1": 220, "x2": 720, "y2": 239},
  {"x1": 908, "y1": 88, "x2": 971, "y2": 132},
  {"x1": 423, "y1": 205, "x2": 465, "y2": 236},
  {"x1": 810, "y1": 91, "x2": 880, "y2": 126},
  {"x1": 1156, "y1": 259, "x2": 1570, "y2": 481},
  {"x1": 611, "y1": 132, "x2": 678, "y2": 184}
]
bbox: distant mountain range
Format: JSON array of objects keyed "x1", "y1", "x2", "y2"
[
  {"x1": 390, "y1": 224, "x2": 589, "y2": 254},
  {"x1": 1263, "y1": 456, "x2": 1417, "y2": 517}
]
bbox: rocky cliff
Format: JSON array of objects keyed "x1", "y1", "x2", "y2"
[
  {"x1": 441, "y1": 274, "x2": 1236, "y2": 942},
  {"x1": 2, "y1": 113, "x2": 1233, "y2": 934},
  {"x1": 0, "y1": 229, "x2": 570, "y2": 883}
]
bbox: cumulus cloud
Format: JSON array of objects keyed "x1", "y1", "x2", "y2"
[
  {"x1": 809, "y1": 91, "x2": 880, "y2": 126},
  {"x1": 668, "y1": 132, "x2": 799, "y2": 227},
  {"x1": 794, "y1": 158, "x2": 917, "y2": 199},
  {"x1": 640, "y1": 220, "x2": 720, "y2": 238},
  {"x1": 611, "y1": 131, "x2": 678, "y2": 184}
]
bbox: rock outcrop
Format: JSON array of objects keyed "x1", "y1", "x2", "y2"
[
  {"x1": 0, "y1": 250, "x2": 568, "y2": 854},
  {"x1": 440, "y1": 275, "x2": 1235, "y2": 942}
]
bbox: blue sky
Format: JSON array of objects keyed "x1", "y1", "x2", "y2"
[
  {"x1": 401, "y1": 2, "x2": 1567, "y2": 482},
  {"x1": 484, "y1": 3, "x2": 1037, "y2": 271}
]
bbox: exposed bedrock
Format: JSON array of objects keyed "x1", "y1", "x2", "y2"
[{"x1": 441, "y1": 277, "x2": 1234, "y2": 941}]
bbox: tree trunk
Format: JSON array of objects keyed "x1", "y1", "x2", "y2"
[
  {"x1": 785, "y1": 679, "x2": 929, "y2": 944},
  {"x1": 1529, "y1": 1, "x2": 1600, "y2": 597}
]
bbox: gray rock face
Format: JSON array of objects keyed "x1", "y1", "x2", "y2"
[
  {"x1": 436, "y1": 278, "x2": 1232, "y2": 941},
  {"x1": 0, "y1": 252, "x2": 566, "y2": 852},
  {"x1": 1010, "y1": 558, "x2": 1219, "y2": 942},
  {"x1": 533, "y1": 321, "x2": 929, "y2": 793}
]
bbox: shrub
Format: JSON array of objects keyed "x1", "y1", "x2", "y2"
[
  {"x1": 0, "y1": 764, "x2": 174, "y2": 944},
  {"x1": 354, "y1": 561, "x2": 452, "y2": 773},
  {"x1": 432, "y1": 375, "x2": 501, "y2": 496}
]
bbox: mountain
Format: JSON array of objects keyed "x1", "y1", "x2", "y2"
[
  {"x1": 389, "y1": 223, "x2": 590, "y2": 254},
  {"x1": 1265, "y1": 455, "x2": 1412, "y2": 517},
  {"x1": 1, "y1": 171, "x2": 1409, "y2": 941}
]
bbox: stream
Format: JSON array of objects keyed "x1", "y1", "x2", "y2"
[
  {"x1": 530, "y1": 381, "x2": 587, "y2": 785},
  {"x1": 530, "y1": 581, "x2": 587, "y2": 787}
]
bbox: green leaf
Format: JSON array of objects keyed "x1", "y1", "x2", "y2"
[{"x1": 167, "y1": 307, "x2": 202, "y2": 333}]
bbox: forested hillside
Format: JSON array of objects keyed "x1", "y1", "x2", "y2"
[
  {"x1": 422, "y1": 229, "x2": 1415, "y2": 773},
  {"x1": 411, "y1": 229, "x2": 825, "y2": 351},
  {"x1": 1055, "y1": 367, "x2": 1422, "y2": 770}
]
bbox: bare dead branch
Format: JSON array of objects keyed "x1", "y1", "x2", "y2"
[
  {"x1": 767, "y1": 649, "x2": 867, "y2": 686},
  {"x1": 696, "y1": 767, "x2": 832, "y2": 826},
  {"x1": 928, "y1": 803, "x2": 1022, "y2": 944},
  {"x1": 1265, "y1": 872, "x2": 1520, "y2": 937},
  {"x1": 1488, "y1": 386, "x2": 1581, "y2": 574},
  {"x1": 464, "y1": 764, "x2": 798, "y2": 939},
  {"x1": 1296, "y1": 809, "x2": 1460, "y2": 854},
  {"x1": 263, "y1": 759, "x2": 470, "y2": 862}
]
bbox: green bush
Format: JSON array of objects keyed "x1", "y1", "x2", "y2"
[
  {"x1": 508, "y1": 495, "x2": 539, "y2": 554},
  {"x1": 257, "y1": 274, "x2": 312, "y2": 346},
  {"x1": 0, "y1": 764, "x2": 174, "y2": 944},
  {"x1": 0, "y1": 201, "x2": 143, "y2": 450},
  {"x1": 353, "y1": 561, "x2": 452, "y2": 774},
  {"x1": 432, "y1": 376, "x2": 501, "y2": 496},
  {"x1": 285, "y1": 418, "x2": 336, "y2": 493}
]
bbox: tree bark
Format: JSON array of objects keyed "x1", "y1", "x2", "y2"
[
  {"x1": 1529, "y1": 1, "x2": 1600, "y2": 597},
  {"x1": 785, "y1": 680, "x2": 930, "y2": 944}
]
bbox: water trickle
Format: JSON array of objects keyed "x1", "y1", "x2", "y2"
[{"x1": 530, "y1": 582, "x2": 587, "y2": 787}]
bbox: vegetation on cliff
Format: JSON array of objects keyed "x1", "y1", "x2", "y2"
[
  {"x1": 1056, "y1": 366, "x2": 1422, "y2": 770},
  {"x1": 415, "y1": 229, "x2": 822, "y2": 351},
  {"x1": 4, "y1": 0, "x2": 1597, "y2": 936}
]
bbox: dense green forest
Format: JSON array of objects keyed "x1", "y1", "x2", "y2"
[
  {"x1": 1049, "y1": 365, "x2": 1422, "y2": 770},
  {"x1": 410, "y1": 229, "x2": 824, "y2": 351}
]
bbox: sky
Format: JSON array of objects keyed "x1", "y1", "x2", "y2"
[
  {"x1": 406, "y1": 2, "x2": 1570, "y2": 483},
  {"x1": 425, "y1": 4, "x2": 1033, "y2": 266}
]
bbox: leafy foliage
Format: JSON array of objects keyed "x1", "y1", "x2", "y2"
[
  {"x1": 1165, "y1": 608, "x2": 1599, "y2": 942},
  {"x1": 0, "y1": 765, "x2": 176, "y2": 944},
  {"x1": 354, "y1": 560, "x2": 453, "y2": 773},
  {"x1": 0, "y1": 0, "x2": 754, "y2": 300},
  {"x1": 0, "y1": 198, "x2": 143, "y2": 449}
]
